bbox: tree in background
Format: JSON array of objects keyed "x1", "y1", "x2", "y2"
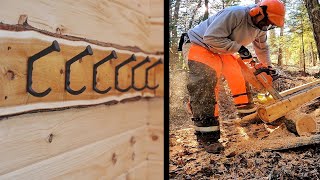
[{"x1": 303, "y1": 0, "x2": 320, "y2": 67}]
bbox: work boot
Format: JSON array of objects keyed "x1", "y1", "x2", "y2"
[
  {"x1": 237, "y1": 103, "x2": 257, "y2": 118},
  {"x1": 192, "y1": 117, "x2": 224, "y2": 154}
]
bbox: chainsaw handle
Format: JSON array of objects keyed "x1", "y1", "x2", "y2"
[{"x1": 254, "y1": 67, "x2": 271, "y2": 75}]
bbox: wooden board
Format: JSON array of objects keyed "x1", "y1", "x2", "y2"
[
  {"x1": 147, "y1": 97, "x2": 164, "y2": 126},
  {"x1": 0, "y1": 100, "x2": 149, "y2": 175},
  {"x1": 147, "y1": 126, "x2": 164, "y2": 161},
  {"x1": 0, "y1": 31, "x2": 163, "y2": 116},
  {"x1": 114, "y1": 161, "x2": 148, "y2": 180},
  {"x1": 0, "y1": 0, "x2": 163, "y2": 52},
  {"x1": 147, "y1": 160, "x2": 164, "y2": 180},
  {"x1": 1, "y1": 126, "x2": 148, "y2": 179}
]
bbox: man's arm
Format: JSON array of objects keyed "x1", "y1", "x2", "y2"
[
  {"x1": 253, "y1": 32, "x2": 271, "y2": 66},
  {"x1": 203, "y1": 10, "x2": 243, "y2": 54}
]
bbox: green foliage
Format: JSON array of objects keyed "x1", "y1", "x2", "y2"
[{"x1": 267, "y1": 0, "x2": 317, "y2": 66}]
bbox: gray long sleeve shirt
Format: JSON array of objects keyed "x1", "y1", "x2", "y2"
[{"x1": 188, "y1": 5, "x2": 271, "y2": 66}]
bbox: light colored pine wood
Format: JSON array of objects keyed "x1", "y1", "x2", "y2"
[
  {"x1": 280, "y1": 80, "x2": 320, "y2": 97},
  {"x1": 0, "y1": 33, "x2": 162, "y2": 116},
  {"x1": 234, "y1": 112, "x2": 259, "y2": 125},
  {"x1": 147, "y1": 126, "x2": 164, "y2": 161},
  {"x1": 1, "y1": 126, "x2": 148, "y2": 179},
  {"x1": 114, "y1": 161, "x2": 148, "y2": 180},
  {"x1": 155, "y1": 60, "x2": 164, "y2": 96},
  {"x1": 147, "y1": 97, "x2": 164, "y2": 126},
  {"x1": 147, "y1": 160, "x2": 164, "y2": 180},
  {"x1": 0, "y1": 100, "x2": 148, "y2": 175},
  {"x1": 285, "y1": 112, "x2": 317, "y2": 136},
  {"x1": 0, "y1": 0, "x2": 162, "y2": 52},
  {"x1": 258, "y1": 85, "x2": 320, "y2": 123}
]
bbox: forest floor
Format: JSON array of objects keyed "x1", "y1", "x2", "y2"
[{"x1": 169, "y1": 59, "x2": 320, "y2": 179}]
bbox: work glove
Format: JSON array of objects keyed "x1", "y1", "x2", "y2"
[
  {"x1": 254, "y1": 66, "x2": 279, "y2": 81},
  {"x1": 267, "y1": 66, "x2": 279, "y2": 81},
  {"x1": 238, "y1": 46, "x2": 252, "y2": 60}
]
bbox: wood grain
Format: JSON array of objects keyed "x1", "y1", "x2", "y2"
[
  {"x1": 114, "y1": 161, "x2": 148, "y2": 180},
  {"x1": 147, "y1": 160, "x2": 164, "y2": 180},
  {"x1": 147, "y1": 126, "x2": 164, "y2": 161},
  {"x1": 0, "y1": 100, "x2": 149, "y2": 175},
  {"x1": 1, "y1": 126, "x2": 148, "y2": 179},
  {"x1": 0, "y1": 0, "x2": 162, "y2": 52}
]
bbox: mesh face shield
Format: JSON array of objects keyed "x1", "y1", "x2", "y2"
[{"x1": 256, "y1": 6, "x2": 278, "y2": 31}]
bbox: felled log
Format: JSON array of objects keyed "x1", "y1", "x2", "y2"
[
  {"x1": 263, "y1": 134, "x2": 320, "y2": 151},
  {"x1": 280, "y1": 80, "x2": 320, "y2": 97},
  {"x1": 257, "y1": 84, "x2": 320, "y2": 123},
  {"x1": 284, "y1": 112, "x2": 317, "y2": 136},
  {"x1": 234, "y1": 112, "x2": 260, "y2": 126}
]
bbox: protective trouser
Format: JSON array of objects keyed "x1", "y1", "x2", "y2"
[{"x1": 185, "y1": 43, "x2": 252, "y2": 143}]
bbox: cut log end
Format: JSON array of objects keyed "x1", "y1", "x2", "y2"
[
  {"x1": 257, "y1": 107, "x2": 270, "y2": 123},
  {"x1": 284, "y1": 113, "x2": 317, "y2": 136}
]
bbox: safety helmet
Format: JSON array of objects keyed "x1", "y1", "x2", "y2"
[{"x1": 249, "y1": 0, "x2": 285, "y2": 28}]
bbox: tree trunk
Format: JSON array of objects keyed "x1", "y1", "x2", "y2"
[
  {"x1": 172, "y1": 0, "x2": 181, "y2": 51},
  {"x1": 310, "y1": 42, "x2": 315, "y2": 65},
  {"x1": 188, "y1": 0, "x2": 202, "y2": 29},
  {"x1": 170, "y1": 0, "x2": 181, "y2": 70},
  {"x1": 304, "y1": 0, "x2": 320, "y2": 62},
  {"x1": 277, "y1": 0, "x2": 286, "y2": 66},
  {"x1": 203, "y1": 0, "x2": 209, "y2": 21},
  {"x1": 301, "y1": 16, "x2": 306, "y2": 75},
  {"x1": 277, "y1": 27, "x2": 284, "y2": 66},
  {"x1": 269, "y1": 29, "x2": 276, "y2": 54}
]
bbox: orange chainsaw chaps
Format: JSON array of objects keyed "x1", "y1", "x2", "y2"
[
  {"x1": 188, "y1": 44, "x2": 250, "y2": 116},
  {"x1": 220, "y1": 54, "x2": 249, "y2": 105}
]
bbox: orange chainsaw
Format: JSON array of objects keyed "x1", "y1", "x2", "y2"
[{"x1": 236, "y1": 57, "x2": 282, "y2": 100}]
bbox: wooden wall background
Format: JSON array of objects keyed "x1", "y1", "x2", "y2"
[{"x1": 0, "y1": 0, "x2": 164, "y2": 179}]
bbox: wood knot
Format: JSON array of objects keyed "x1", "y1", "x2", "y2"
[
  {"x1": 60, "y1": 69, "x2": 64, "y2": 74},
  {"x1": 47, "y1": 133, "x2": 54, "y2": 143},
  {"x1": 112, "y1": 153, "x2": 117, "y2": 165},
  {"x1": 151, "y1": 134, "x2": 159, "y2": 141},
  {"x1": 56, "y1": 28, "x2": 62, "y2": 35},
  {"x1": 4, "y1": 96, "x2": 8, "y2": 100},
  {"x1": 6, "y1": 70, "x2": 15, "y2": 80},
  {"x1": 130, "y1": 136, "x2": 136, "y2": 146},
  {"x1": 7, "y1": 46, "x2": 11, "y2": 50}
]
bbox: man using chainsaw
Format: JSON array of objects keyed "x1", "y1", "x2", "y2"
[{"x1": 178, "y1": 0, "x2": 285, "y2": 153}]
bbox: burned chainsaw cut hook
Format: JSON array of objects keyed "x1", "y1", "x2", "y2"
[
  {"x1": 145, "y1": 58, "x2": 163, "y2": 90},
  {"x1": 115, "y1": 54, "x2": 136, "y2": 92},
  {"x1": 132, "y1": 56, "x2": 151, "y2": 91},
  {"x1": 65, "y1": 45, "x2": 93, "y2": 95},
  {"x1": 27, "y1": 40, "x2": 60, "y2": 97},
  {"x1": 93, "y1": 50, "x2": 118, "y2": 94}
]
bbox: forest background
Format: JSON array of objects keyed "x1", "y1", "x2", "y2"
[{"x1": 169, "y1": 0, "x2": 320, "y2": 74}]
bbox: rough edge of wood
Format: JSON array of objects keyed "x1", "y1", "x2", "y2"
[
  {"x1": 0, "y1": 92, "x2": 161, "y2": 119},
  {"x1": 0, "y1": 23, "x2": 164, "y2": 55}
]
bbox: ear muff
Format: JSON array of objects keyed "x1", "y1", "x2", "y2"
[{"x1": 249, "y1": 6, "x2": 262, "y2": 17}]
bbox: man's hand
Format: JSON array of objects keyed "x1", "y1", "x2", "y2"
[
  {"x1": 238, "y1": 46, "x2": 252, "y2": 59},
  {"x1": 267, "y1": 66, "x2": 279, "y2": 81},
  {"x1": 254, "y1": 65, "x2": 279, "y2": 81}
]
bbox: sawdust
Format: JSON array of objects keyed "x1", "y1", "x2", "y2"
[{"x1": 169, "y1": 62, "x2": 320, "y2": 179}]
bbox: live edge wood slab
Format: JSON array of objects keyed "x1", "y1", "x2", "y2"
[{"x1": 0, "y1": 30, "x2": 163, "y2": 117}]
